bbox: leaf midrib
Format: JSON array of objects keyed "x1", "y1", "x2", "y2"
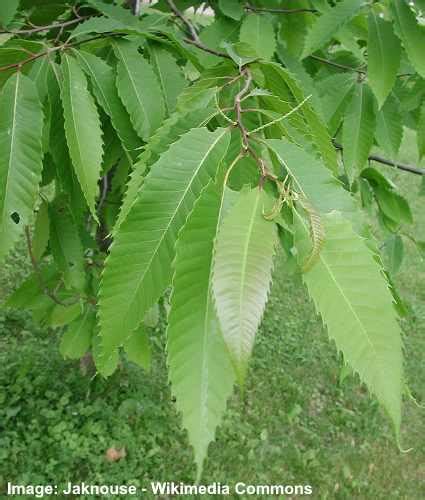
[
  {"x1": 122, "y1": 129, "x2": 227, "y2": 328},
  {"x1": 1, "y1": 73, "x2": 20, "y2": 224}
]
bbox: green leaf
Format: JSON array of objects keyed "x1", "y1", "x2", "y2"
[
  {"x1": 49, "y1": 302, "x2": 81, "y2": 328},
  {"x1": 316, "y1": 73, "x2": 356, "y2": 135},
  {"x1": 123, "y1": 325, "x2": 151, "y2": 371},
  {"x1": 168, "y1": 182, "x2": 235, "y2": 477},
  {"x1": 360, "y1": 167, "x2": 396, "y2": 191},
  {"x1": 418, "y1": 101, "x2": 425, "y2": 159},
  {"x1": 384, "y1": 234, "x2": 404, "y2": 275},
  {"x1": 342, "y1": 83, "x2": 376, "y2": 178},
  {"x1": 265, "y1": 140, "x2": 357, "y2": 217},
  {"x1": 213, "y1": 187, "x2": 278, "y2": 384},
  {"x1": 74, "y1": 50, "x2": 140, "y2": 155},
  {"x1": 149, "y1": 44, "x2": 187, "y2": 115},
  {"x1": 4, "y1": 264, "x2": 58, "y2": 309},
  {"x1": 219, "y1": 0, "x2": 244, "y2": 20},
  {"x1": 28, "y1": 57, "x2": 50, "y2": 103},
  {"x1": 113, "y1": 40, "x2": 165, "y2": 141},
  {"x1": 391, "y1": 0, "x2": 425, "y2": 79},
  {"x1": 302, "y1": 0, "x2": 364, "y2": 58},
  {"x1": 32, "y1": 200, "x2": 49, "y2": 261},
  {"x1": 99, "y1": 127, "x2": 230, "y2": 366},
  {"x1": 68, "y1": 16, "x2": 129, "y2": 40},
  {"x1": 92, "y1": 331, "x2": 119, "y2": 377},
  {"x1": 375, "y1": 95, "x2": 403, "y2": 161},
  {"x1": 196, "y1": 18, "x2": 240, "y2": 68},
  {"x1": 0, "y1": 0, "x2": 19, "y2": 27},
  {"x1": 294, "y1": 210, "x2": 403, "y2": 436},
  {"x1": 260, "y1": 62, "x2": 339, "y2": 174},
  {"x1": 0, "y1": 73, "x2": 44, "y2": 263},
  {"x1": 367, "y1": 12, "x2": 401, "y2": 108},
  {"x1": 240, "y1": 14, "x2": 276, "y2": 60},
  {"x1": 114, "y1": 105, "x2": 218, "y2": 234},
  {"x1": 60, "y1": 309, "x2": 95, "y2": 360},
  {"x1": 375, "y1": 186, "x2": 413, "y2": 226},
  {"x1": 49, "y1": 199, "x2": 85, "y2": 291},
  {"x1": 60, "y1": 53, "x2": 103, "y2": 219}
]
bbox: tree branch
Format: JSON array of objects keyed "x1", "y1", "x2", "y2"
[
  {"x1": 333, "y1": 142, "x2": 425, "y2": 176},
  {"x1": 0, "y1": 33, "x2": 122, "y2": 73},
  {"x1": 0, "y1": 16, "x2": 91, "y2": 36}
]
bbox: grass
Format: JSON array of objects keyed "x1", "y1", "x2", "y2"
[{"x1": 0, "y1": 131, "x2": 424, "y2": 499}]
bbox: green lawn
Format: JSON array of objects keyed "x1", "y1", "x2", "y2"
[{"x1": 0, "y1": 132, "x2": 424, "y2": 499}]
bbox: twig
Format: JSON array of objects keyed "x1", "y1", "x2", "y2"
[
  {"x1": 333, "y1": 142, "x2": 425, "y2": 176},
  {"x1": 0, "y1": 33, "x2": 122, "y2": 72},
  {"x1": 97, "y1": 174, "x2": 109, "y2": 213},
  {"x1": 311, "y1": 55, "x2": 414, "y2": 79},
  {"x1": 245, "y1": 3, "x2": 318, "y2": 14},
  {"x1": 0, "y1": 15, "x2": 90, "y2": 35},
  {"x1": 232, "y1": 68, "x2": 279, "y2": 185}
]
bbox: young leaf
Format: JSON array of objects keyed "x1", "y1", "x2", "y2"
[
  {"x1": 239, "y1": 14, "x2": 276, "y2": 60},
  {"x1": 213, "y1": 187, "x2": 278, "y2": 384},
  {"x1": 99, "y1": 127, "x2": 230, "y2": 366},
  {"x1": 0, "y1": 73, "x2": 44, "y2": 263},
  {"x1": 367, "y1": 12, "x2": 401, "y2": 108},
  {"x1": 342, "y1": 83, "x2": 376, "y2": 178},
  {"x1": 168, "y1": 182, "x2": 235, "y2": 478},
  {"x1": 60, "y1": 309, "x2": 96, "y2": 360},
  {"x1": 294, "y1": 210, "x2": 403, "y2": 436},
  {"x1": 60, "y1": 53, "x2": 104, "y2": 219},
  {"x1": 391, "y1": 0, "x2": 425, "y2": 79},
  {"x1": 302, "y1": 0, "x2": 364, "y2": 58},
  {"x1": 113, "y1": 40, "x2": 165, "y2": 140},
  {"x1": 375, "y1": 95, "x2": 403, "y2": 161},
  {"x1": 149, "y1": 44, "x2": 186, "y2": 116},
  {"x1": 123, "y1": 325, "x2": 151, "y2": 371},
  {"x1": 265, "y1": 140, "x2": 357, "y2": 218},
  {"x1": 74, "y1": 50, "x2": 140, "y2": 155}
]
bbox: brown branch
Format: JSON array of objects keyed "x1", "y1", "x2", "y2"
[
  {"x1": 333, "y1": 142, "x2": 425, "y2": 176},
  {"x1": 0, "y1": 33, "x2": 122, "y2": 73},
  {"x1": 231, "y1": 68, "x2": 278, "y2": 185},
  {"x1": 245, "y1": 3, "x2": 317, "y2": 14},
  {"x1": 0, "y1": 16, "x2": 91, "y2": 36},
  {"x1": 131, "y1": 0, "x2": 141, "y2": 16}
]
